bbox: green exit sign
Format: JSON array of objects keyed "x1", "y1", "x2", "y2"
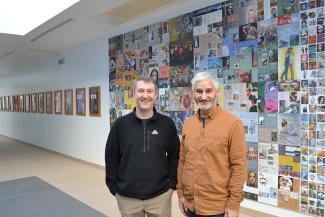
[{"x1": 58, "y1": 58, "x2": 65, "y2": 65}]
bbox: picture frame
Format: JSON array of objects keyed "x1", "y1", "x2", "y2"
[
  {"x1": 64, "y1": 89, "x2": 73, "y2": 115},
  {"x1": 2, "y1": 97, "x2": 5, "y2": 111},
  {"x1": 45, "y1": 91, "x2": 52, "y2": 114},
  {"x1": 15, "y1": 95, "x2": 19, "y2": 112},
  {"x1": 13, "y1": 95, "x2": 19, "y2": 112},
  {"x1": 31, "y1": 93, "x2": 38, "y2": 113},
  {"x1": 76, "y1": 88, "x2": 86, "y2": 116},
  {"x1": 19, "y1": 95, "x2": 24, "y2": 112},
  {"x1": 12, "y1": 96, "x2": 16, "y2": 112},
  {"x1": 38, "y1": 92, "x2": 44, "y2": 113},
  {"x1": 54, "y1": 90, "x2": 62, "y2": 114},
  {"x1": 6, "y1": 96, "x2": 10, "y2": 111},
  {"x1": 2, "y1": 97, "x2": 4, "y2": 111},
  {"x1": 89, "y1": 86, "x2": 101, "y2": 117},
  {"x1": 25, "y1": 94, "x2": 30, "y2": 113},
  {"x1": 10, "y1": 96, "x2": 14, "y2": 112},
  {"x1": 0, "y1": 97, "x2": 2, "y2": 111}
]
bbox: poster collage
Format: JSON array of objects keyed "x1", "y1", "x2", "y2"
[
  {"x1": 0, "y1": 86, "x2": 101, "y2": 117},
  {"x1": 108, "y1": 0, "x2": 325, "y2": 216}
]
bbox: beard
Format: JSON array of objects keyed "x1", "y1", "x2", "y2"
[
  {"x1": 197, "y1": 102, "x2": 213, "y2": 111},
  {"x1": 196, "y1": 97, "x2": 218, "y2": 111}
]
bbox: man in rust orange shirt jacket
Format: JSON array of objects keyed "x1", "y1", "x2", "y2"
[{"x1": 177, "y1": 72, "x2": 247, "y2": 217}]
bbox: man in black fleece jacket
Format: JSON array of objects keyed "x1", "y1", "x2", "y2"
[{"x1": 105, "y1": 77, "x2": 180, "y2": 217}]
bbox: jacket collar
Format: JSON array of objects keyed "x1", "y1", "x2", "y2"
[
  {"x1": 195, "y1": 106, "x2": 221, "y2": 120},
  {"x1": 132, "y1": 107, "x2": 157, "y2": 121}
]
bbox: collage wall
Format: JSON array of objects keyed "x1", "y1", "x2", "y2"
[{"x1": 108, "y1": 0, "x2": 325, "y2": 216}]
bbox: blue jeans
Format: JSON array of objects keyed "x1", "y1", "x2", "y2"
[{"x1": 187, "y1": 210, "x2": 224, "y2": 217}]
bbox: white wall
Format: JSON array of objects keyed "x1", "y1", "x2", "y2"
[
  {"x1": 0, "y1": 36, "x2": 109, "y2": 165},
  {"x1": 0, "y1": 0, "x2": 312, "y2": 216}
]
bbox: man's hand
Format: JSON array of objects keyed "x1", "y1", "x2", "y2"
[
  {"x1": 225, "y1": 208, "x2": 239, "y2": 217},
  {"x1": 178, "y1": 197, "x2": 188, "y2": 216}
]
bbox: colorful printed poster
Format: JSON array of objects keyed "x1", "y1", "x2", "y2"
[
  {"x1": 278, "y1": 46, "x2": 300, "y2": 81},
  {"x1": 278, "y1": 114, "x2": 301, "y2": 146},
  {"x1": 258, "y1": 142, "x2": 279, "y2": 206}
]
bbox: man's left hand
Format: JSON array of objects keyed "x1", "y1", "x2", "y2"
[{"x1": 225, "y1": 208, "x2": 239, "y2": 217}]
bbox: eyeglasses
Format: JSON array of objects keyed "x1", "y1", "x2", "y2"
[{"x1": 194, "y1": 88, "x2": 216, "y2": 95}]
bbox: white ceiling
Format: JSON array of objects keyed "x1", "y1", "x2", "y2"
[
  {"x1": 0, "y1": 0, "x2": 128, "y2": 66},
  {"x1": 0, "y1": 0, "x2": 219, "y2": 76}
]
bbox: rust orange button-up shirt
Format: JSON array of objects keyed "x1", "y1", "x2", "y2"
[{"x1": 177, "y1": 107, "x2": 247, "y2": 215}]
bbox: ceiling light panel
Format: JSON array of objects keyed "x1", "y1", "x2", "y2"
[{"x1": 0, "y1": 0, "x2": 79, "y2": 35}]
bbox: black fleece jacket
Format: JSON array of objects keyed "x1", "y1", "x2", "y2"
[{"x1": 105, "y1": 109, "x2": 180, "y2": 200}]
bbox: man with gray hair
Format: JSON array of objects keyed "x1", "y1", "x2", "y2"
[{"x1": 177, "y1": 72, "x2": 247, "y2": 217}]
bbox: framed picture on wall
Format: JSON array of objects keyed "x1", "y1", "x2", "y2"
[
  {"x1": 12, "y1": 95, "x2": 18, "y2": 112},
  {"x1": 10, "y1": 96, "x2": 14, "y2": 112},
  {"x1": 89, "y1": 86, "x2": 101, "y2": 117},
  {"x1": 19, "y1": 95, "x2": 24, "y2": 112},
  {"x1": 31, "y1": 93, "x2": 38, "y2": 113},
  {"x1": 2, "y1": 97, "x2": 4, "y2": 111},
  {"x1": 25, "y1": 94, "x2": 30, "y2": 113},
  {"x1": 2, "y1": 97, "x2": 5, "y2": 111},
  {"x1": 54, "y1": 90, "x2": 62, "y2": 114},
  {"x1": 1, "y1": 97, "x2": 4, "y2": 111},
  {"x1": 15, "y1": 95, "x2": 20, "y2": 112},
  {"x1": 4, "y1": 97, "x2": 6, "y2": 111},
  {"x1": 76, "y1": 88, "x2": 86, "y2": 116},
  {"x1": 45, "y1": 91, "x2": 52, "y2": 114},
  {"x1": 12, "y1": 96, "x2": 15, "y2": 112},
  {"x1": 5, "y1": 96, "x2": 8, "y2": 111},
  {"x1": 7, "y1": 96, "x2": 11, "y2": 111},
  {"x1": 0, "y1": 97, "x2": 2, "y2": 111},
  {"x1": 7, "y1": 96, "x2": 10, "y2": 111},
  {"x1": 64, "y1": 89, "x2": 73, "y2": 115},
  {"x1": 38, "y1": 92, "x2": 44, "y2": 113}
]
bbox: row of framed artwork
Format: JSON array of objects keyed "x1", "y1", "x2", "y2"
[{"x1": 0, "y1": 86, "x2": 101, "y2": 117}]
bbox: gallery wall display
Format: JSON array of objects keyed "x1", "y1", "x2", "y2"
[
  {"x1": 0, "y1": 86, "x2": 101, "y2": 117},
  {"x1": 108, "y1": 0, "x2": 325, "y2": 216},
  {"x1": 76, "y1": 88, "x2": 86, "y2": 116},
  {"x1": 89, "y1": 86, "x2": 101, "y2": 117}
]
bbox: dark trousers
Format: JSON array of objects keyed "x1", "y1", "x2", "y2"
[{"x1": 187, "y1": 210, "x2": 224, "y2": 217}]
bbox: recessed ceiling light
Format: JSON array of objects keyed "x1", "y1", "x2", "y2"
[{"x1": 0, "y1": 0, "x2": 79, "y2": 35}]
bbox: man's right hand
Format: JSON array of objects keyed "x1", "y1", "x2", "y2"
[{"x1": 178, "y1": 197, "x2": 188, "y2": 216}]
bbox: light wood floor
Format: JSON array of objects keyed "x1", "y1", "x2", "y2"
[{"x1": 0, "y1": 135, "x2": 275, "y2": 217}]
